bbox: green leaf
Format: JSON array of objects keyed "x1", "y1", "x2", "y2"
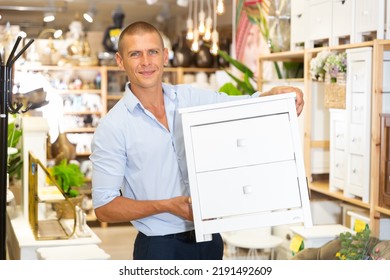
[
  {"x1": 219, "y1": 82, "x2": 243, "y2": 96},
  {"x1": 217, "y1": 49, "x2": 254, "y2": 80}
]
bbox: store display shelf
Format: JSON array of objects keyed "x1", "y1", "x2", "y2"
[
  {"x1": 309, "y1": 180, "x2": 370, "y2": 209},
  {"x1": 258, "y1": 49, "x2": 305, "y2": 62},
  {"x1": 375, "y1": 206, "x2": 390, "y2": 217},
  {"x1": 64, "y1": 127, "x2": 96, "y2": 133},
  {"x1": 63, "y1": 111, "x2": 101, "y2": 115},
  {"x1": 107, "y1": 95, "x2": 122, "y2": 100},
  {"x1": 53, "y1": 89, "x2": 101, "y2": 95}
]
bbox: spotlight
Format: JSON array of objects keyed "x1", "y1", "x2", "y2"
[{"x1": 43, "y1": 12, "x2": 55, "y2": 22}]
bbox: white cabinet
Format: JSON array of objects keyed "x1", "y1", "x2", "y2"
[
  {"x1": 329, "y1": 48, "x2": 372, "y2": 202},
  {"x1": 353, "y1": 0, "x2": 385, "y2": 42},
  {"x1": 329, "y1": 109, "x2": 347, "y2": 192},
  {"x1": 290, "y1": 0, "x2": 307, "y2": 50},
  {"x1": 180, "y1": 94, "x2": 313, "y2": 242},
  {"x1": 331, "y1": 0, "x2": 353, "y2": 44},
  {"x1": 307, "y1": 0, "x2": 333, "y2": 47}
]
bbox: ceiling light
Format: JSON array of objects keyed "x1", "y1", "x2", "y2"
[
  {"x1": 146, "y1": 0, "x2": 158, "y2": 5},
  {"x1": 53, "y1": 29, "x2": 63, "y2": 39},
  {"x1": 83, "y1": 5, "x2": 97, "y2": 23},
  {"x1": 177, "y1": 0, "x2": 188, "y2": 7},
  {"x1": 43, "y1": 12, "x2": 55, "y2": 22}
]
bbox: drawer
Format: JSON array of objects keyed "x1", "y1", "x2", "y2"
[
  {"x1": 349, "y1": 124, "x2": 365, "y2": 155},
  {"x1": 333, "y1": 149, "x2": 346, "y2": 180},
  {"x1": 331, "y1": 177, "x2": 345, "y2": 191},
  {"x1": 334, "y1": 119, "x2": 346, "y2": 150},
  {"x1": 196, "y1": 160, "x2": 302, "y2": 220},
  {"x1": 350, "y1": 93, "x2": 366, "y2": 124},
  {"x1": 291, "y1": 13, "x2": 305, "y2": 43},
  {"x1": 350, "y1": 61, "x2": 368, "y2": 92},
  {"x1": 191, "y1": 113, "x2": 295, "y2": 172},
  {"x1": 291, "y1": 0, "x2": 306, "y2": 15},
  {"x1": 348, "y1": 154, "x2": 364, "y2": 188},
  {"x1": 332, "y1": 0, "x2": 352, "y2": 37},
  {"x1": 355, "y1": 0, "x2": 380, "y2": 33},
  {"x1": 308, "y1": 1, "x2": 332, "y2": 40}
]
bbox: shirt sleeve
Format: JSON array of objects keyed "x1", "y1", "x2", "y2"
[{"x1": 90, "y1": 115, "x2": 126, "y2": 209}]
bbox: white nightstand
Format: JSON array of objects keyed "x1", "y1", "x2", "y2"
[{"x1": 180, "y1": 93, "x2": 313, "y2": 242}]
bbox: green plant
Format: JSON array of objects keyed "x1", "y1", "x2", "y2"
[
  {"x1": 216, "y1": 48, "x2": 257, "y2": 96},
  {"x1": 49, "y1": 159, "x2": 85, "y2": 198},
  {"x1": 323, "y1": 52, "x2": 347, "y2": 82},
  {"x1": 336, "y1": 226, "x2": 379, "y2": 260}
]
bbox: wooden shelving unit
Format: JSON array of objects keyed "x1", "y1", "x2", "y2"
[{"x1": 258, "y1": 40, "x2": 390, "y2": 237}]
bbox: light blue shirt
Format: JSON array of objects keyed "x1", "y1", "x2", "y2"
[{"x1": 90, "y1": 82, "x2": 259, "y2": 236}]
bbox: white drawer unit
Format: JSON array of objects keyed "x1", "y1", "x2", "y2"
[
  {"x1": 331, "y1": 0, "x2": 353, "y2": 44},
  {"x1": 307, "y1": 0, "x2": 333, "y2": 47},
  {"x1": 343, "y1": 47, "x2": 372, "y2": 202},
  {"x1": 290, "y1": 0, "x2": 307, "y2": 50},
  {"x1": 180, "y1": 94, "x2": 313, "y2": 242},
  {"x1": 353, "y1": 0, "x2": 385, "y2": 42},
  {"x1": 329, "y1": 109, "x2": 347, "y2": 192}
]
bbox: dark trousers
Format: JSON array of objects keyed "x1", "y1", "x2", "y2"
[{"x1": 133, "y1": 230, "x2": 224, "y2": 260}]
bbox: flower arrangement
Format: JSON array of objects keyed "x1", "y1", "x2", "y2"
[
  {"x1": 336, "y1": 226, "x2": 379, "y2": 260},
  {"x1": 323, "y1": 51, "x2": 347, "y2": 83},
  {"x1": 309, "y1": 50, "x2": 332, "y2": 81}
]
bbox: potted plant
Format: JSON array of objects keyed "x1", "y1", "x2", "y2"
[
  {"x1": 49, "y1": 159, "x2": 85, "y2": 198},
  {"x1": 48, "y1": 159, "x2": 85, "y2": 218}
]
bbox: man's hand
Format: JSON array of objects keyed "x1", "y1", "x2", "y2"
[
  {"x1": 261, "y1": 86, "x2": 304, "y2": 116},
  {"x1": 166, "y1": 196, "x2": 194, "y2": 221}
]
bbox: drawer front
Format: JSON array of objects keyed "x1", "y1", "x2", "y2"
[
  {"x1": 333, "y1": 149, "x2": 346, "y2": 180},
  {"x1": 332, "y1": 0, "x2": 352, "y2": 37},
  {"x1": 350, "y1": 93, "x2": 366, "y2": 124},
  {"x1": 191, "y1": 114, "x2": 295, "y2": 172},
  {"x1": 355, "y1": 0, "x2": 379, "y2": 32},
  {"x1": 291, "y1": 13, "x2": 305, "y2": 43},
  {"x1": 291, "y1": 0, "x2": 306, "y2": 15},
  {"x1": 349, "y1": 154, "x2": 364, "y2": 187},
  {"x1": 350, "y1": 61, "x2": 367, "y2": 92},
  {"x1": 308, "y1": 1, "x2": 332, "y2": 40},
  {"x1": 334, "y1": 119, "x2": 346, "y2": 150},
  {"x1": 331, "y1": 177, "x2": 345, "y2": 191},
  {"x1": 349, "y1": 124, "x2": 365, "y2": 155},
  {"x1": 196, "y1": 161, "x2": 301, "y2": 220}
]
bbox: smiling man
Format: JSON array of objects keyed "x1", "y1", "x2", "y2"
[{"x1": 90, "y1": 21, "x2": 304, "y2": 260}]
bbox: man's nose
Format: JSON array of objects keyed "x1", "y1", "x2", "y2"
[{"x1": 140, "y1": 52, "x2": 150, "y2": 65}]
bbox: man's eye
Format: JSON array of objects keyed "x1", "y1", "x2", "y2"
[
  {"x1": 130, "y1": 52, "x2": 140, "y2": 57},
  {"x1": 149, "y1": 50, "x2": 158, "y2": 55}
]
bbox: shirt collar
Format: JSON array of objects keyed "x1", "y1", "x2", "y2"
[{"x1": 123, "y1": 82, "x2": 178, "y2": 113}]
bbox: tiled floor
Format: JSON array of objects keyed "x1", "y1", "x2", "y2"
[
  {"x1": 92, "y1": 224, "x2": 136, "y2": 260},
  {"x1": 91, "y1": 224, "x2": 273, "y2": 260}
]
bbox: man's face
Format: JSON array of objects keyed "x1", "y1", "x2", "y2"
[{"x1": 115, "y1": 31, "x2": 168, "y2": 91}]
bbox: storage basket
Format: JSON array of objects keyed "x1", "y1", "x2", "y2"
[{"x1": 324, "y1": 73, "x2": 346, "y2": 109}]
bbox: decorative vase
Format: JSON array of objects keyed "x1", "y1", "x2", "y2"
[
  {"x1": 50, "y1": 133, "x2": 76, "y2": 164},
  {"x1": 172, "y1": 35, "x2": 193, "y2": 67},
  {"x1": 194, "y1": 43, "x2": 214, "y2": 68}
]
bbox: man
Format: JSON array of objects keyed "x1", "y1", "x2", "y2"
[{"x1": 90, "y1": 21, "x2": 304, "y2": 260}]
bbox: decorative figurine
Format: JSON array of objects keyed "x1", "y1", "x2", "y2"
[{"x1": 102, "y1": 6, "x2": 125, "y2": 53}]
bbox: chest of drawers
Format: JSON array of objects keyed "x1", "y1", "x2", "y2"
[{"x1": 180, "y1": 94, "x2": 313, "y2": 242}]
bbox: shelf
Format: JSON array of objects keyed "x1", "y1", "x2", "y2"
[
  {"x1": 375, "y1": 206, "x2": 390, "y2": 217},
  {"x1": 53, "y1": 89, "x2": 101, "y2": 95},
  {"x1": 63, "y1": 111, "x2": 101, "y2": 115},
  {"x1": 309, "y1": 180, "x2": 370, "y2": 209},
  {"x1": 258, "y1": 50, "x2": 305, "y2": 62},
  {"x1": 64, "y1": 127, "x2": 96, "y2": 133},
  {"x1": 76, "y1": 152, "x2": 91, "y2": 157},
  {"x1": 107, "y1": 95, "x2": 122, "y2": 100}
]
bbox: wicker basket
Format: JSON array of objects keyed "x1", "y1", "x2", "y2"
[{"x1": 324, "y1": 73, "x2": 346, "y2": 109}]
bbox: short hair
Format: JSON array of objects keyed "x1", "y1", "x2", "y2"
[{"x1": 118, "y1": 21, "x2": 164, "y2": 54}]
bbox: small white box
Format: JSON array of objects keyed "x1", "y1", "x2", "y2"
[{"x1": 290, "y1": 224, "x2": 353, "y2": 249}]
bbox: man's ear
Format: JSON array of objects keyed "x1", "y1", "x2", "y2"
[
  {"x1": 115, "y1": 52, "x2": 124, "y2": 70},
  {"x1": 163, "y1": 48, "x2": 169, "y2": 66}
]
